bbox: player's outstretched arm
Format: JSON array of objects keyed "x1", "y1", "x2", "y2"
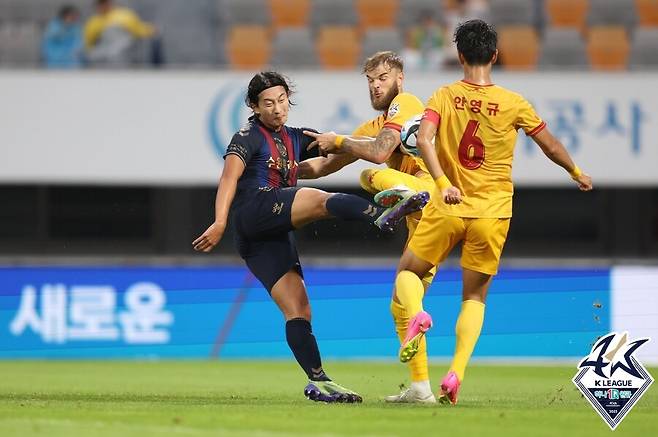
[
  {"x1": 416, "y1": 118, "x2": 461, "y2": 204},
  {"x1": 303, "y1": 129, "x2": 399, "y2": 164},
  {"x1": 532, "y1": 127, "x2": 593, "y2": 191},
  {"x1": 192, "y1": 154, "x2": 245, "y2": 252},
  {"x1": 298, "y1": 154, "x2": 359, "y2": 179}
]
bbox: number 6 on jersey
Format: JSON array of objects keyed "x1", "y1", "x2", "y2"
[{"x1": 458, "y1": 120, "x2": 485, "y2": 170}]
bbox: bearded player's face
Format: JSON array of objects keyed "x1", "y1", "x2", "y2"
[
  {"x1": 366, "y1": 63, "x2": 403, "y2": 111},
  {"x1": 253, "y1": 85, "x2": 289, "y2": 131}
]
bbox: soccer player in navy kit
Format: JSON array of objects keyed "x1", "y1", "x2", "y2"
[{"x1": 193, "y1": 72, "x2": 429, "y2": 403}]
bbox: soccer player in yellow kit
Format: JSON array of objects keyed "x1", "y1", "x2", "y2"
[
  {"x1": 394, "y1": 20, "x2": 593, "y2": 405},
  {"x1": 301, "y1": 51, "x2": 439, "y2": 403},
  {"x1": 301, "y1": 51, "x2": 431, "y2": 198}
]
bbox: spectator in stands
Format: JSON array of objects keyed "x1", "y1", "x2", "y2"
[
  {"x1": 443, "y1": 0, "x2": 490, "y2": 68},
  {"x1": 84, "y1": 0, "x2": 156, "y2": 67},
  {"x1": 401, "y1": 10, "x2": 445, "y2": 71},
  {"x1": 42, "y1": 5, "x2": 84, "y2": 68}
]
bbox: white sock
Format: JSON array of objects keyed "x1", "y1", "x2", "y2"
[{"x1": 410, "y1": 380, "x2": 432, "y2": 396}]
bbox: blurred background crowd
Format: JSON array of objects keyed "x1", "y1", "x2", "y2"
[{"x1": 0, "y1": 0, "x2": 657, "y2": 70}]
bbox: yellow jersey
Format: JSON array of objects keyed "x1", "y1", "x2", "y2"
[
  {"x1": 423, "y1": 80, "x2": 545, "y2": 218},
  {"x1": 84, "y1": 7, "x2": 155, "y2": 49},
  {"x1": 352, "y1": 92, "x2": 429, "y2": 176}
]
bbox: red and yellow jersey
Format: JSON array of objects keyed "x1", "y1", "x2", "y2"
[
  {"x1": 352, "y1": 92, "x2": 429, "y2": 175},
  {"x1": 423, "y1": 80, "x2": 546, "y2": 218}
]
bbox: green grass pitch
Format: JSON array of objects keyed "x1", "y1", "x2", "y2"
[{"x1": 0, "y1": 361, "x2": 655, "y2": 437}]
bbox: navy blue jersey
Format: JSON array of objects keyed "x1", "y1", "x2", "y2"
[{"x1": 224, "y1": 117, "x2": 318, "y2": 202}]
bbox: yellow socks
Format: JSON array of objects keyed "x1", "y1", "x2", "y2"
[
  {"x1": 391, "y1": 300, "x2": 429, "y2": 382},
  {"x1": 394, "y1": 271, "x2": 424, "y2": 316},
  {"x1": 370, "y1": 168, "x2": 406, "y2": 192},
  {"x1": 360, "y1": 168, "x2": 416, "y2": 194},
  {"x1": 359, "y1": 169, "x2": 379, "y2": 194},
  {"x1": 450, "y1": 300, "x2": 485, "y2": 382}
]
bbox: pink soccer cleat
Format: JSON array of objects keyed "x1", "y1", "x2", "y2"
[
  {"x1": 438, "y1": 371, "x2": 461, "y2": 405},
  {"x1": 398, "y1": 310, "x2": 433, "y2": 363}
]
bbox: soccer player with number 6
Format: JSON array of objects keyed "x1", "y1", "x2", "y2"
[{"x1": 393, "y1": 19, "x2": 593, "y2": 405}]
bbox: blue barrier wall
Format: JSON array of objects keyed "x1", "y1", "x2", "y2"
[{"x1": 0, "y1": 265, "x2": 610, "y2": 359}]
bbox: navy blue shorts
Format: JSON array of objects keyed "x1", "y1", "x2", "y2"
[{"x1": 232, "y1": 187, "x2": 303, "y2": 292}]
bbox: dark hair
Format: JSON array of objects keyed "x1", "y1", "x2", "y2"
[
  {"x1": 96, "y1": 0, "x2": 111, "y2": 7},
  {"x1": 453, "y1": 19, "x2": 497, "y2": 66},
  {"x1": 245, "y1": 71, "x2": 295, "y2": 107},
  {"x1": 362, "y1": 51, "x2": 404, "y2": 74},
  {"x1": 58, "y1": 4, "x2": 79, "y2": 19}
]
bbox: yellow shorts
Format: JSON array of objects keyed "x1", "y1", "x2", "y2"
[
  {"x1": 408, "y1": 200, "x2": 511, "y2": 276},
  {"x1": 360, "y1": 167, "x2": 437, "y2": 285}
]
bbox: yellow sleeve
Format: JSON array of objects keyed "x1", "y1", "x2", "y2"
[
  {"x1": 515, "y1": 96, "x2": 546, "y2": 136},
  {"x1": 422, "y1": 88, "x2": 444, "y2": 126},
  {"x1": 351, "y1": 116, "x2": 382, "y2": 137},
  {"x1": 83, "y1": 17, "x2": 102, "y2": 49},
  {"x1": 384, "y1": 93, "x2": 424, "y2": 132},
  {"x1": 122, "y1": 9, "x2": 155, "y2": 38}
]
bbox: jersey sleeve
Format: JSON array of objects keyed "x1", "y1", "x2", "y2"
[
  {"x1": 352, "y1": 117, "x2": 380, "y2": 137},
  {"x1": 121, "y1": 9, "x2": 155, "y2": 38},
  {"x1": 421, "y1": 88, "x2": 443, "y2": 126},
  {"x1": 297, "y1": 127, "x2": 320, "y2": 161},
  {"x1": 384, "y1": 93, "x2": 423, "y2": 131},
  {"x1": 224, "y1": 130, "x2": 258, "y2": 165},
  {"x1": 515, "y1": 96, "x2": 546, "y2": 136}
]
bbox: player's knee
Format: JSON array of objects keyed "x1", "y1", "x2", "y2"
[
  {"x1": 315, "y1": 191, "x2": 333, "y2": 216},
  {"x1": 359, "y1": 169, "x2": 379, "y2": 194},
  {"x1": 299, "y1": 187, "x2": 331, "y2": 218},
  {"x1": 462, "y1": 289, "x2": 487, "y2": 304},
  {"x1": 284, "y1": 302, "x2": 311, "y2": 321},
  {"x1": 301, "y1": 303, "x2": 311, "y2": 321},
  {"x1": 398, "y1": 249, "x2": 432, "y2": 278},
  {"x1": 395, "y1": 270, "x2": 422, "y2": 290}
]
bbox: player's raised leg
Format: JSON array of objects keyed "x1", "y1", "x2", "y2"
[
  {"x1": 360, "y1": 168, "x2": 433, "y2": 207},
  {"x1": 393, "y1": 210, "x2": 461, "y2": 364},
  {"x1": 394, "y1": 248, "x2": 434, "y2": 363},
  {"x1": 385, "y1": 298, "x2": 435, "y2": 403},
  {"x1": 289, "y1": 186, "x2": 429, "y2": 233}
]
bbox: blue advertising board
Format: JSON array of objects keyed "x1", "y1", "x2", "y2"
[{"x1": 0, "y1": 265, "x2": 610, "y2": 359}]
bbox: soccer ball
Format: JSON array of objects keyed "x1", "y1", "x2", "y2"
[{"x1": 399, "y1": 114, "x2": 423, "y2": 157}]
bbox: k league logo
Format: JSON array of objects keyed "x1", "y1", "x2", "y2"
[{"x1": 573, "y1": 332, "x2": 654, "y2": 430}]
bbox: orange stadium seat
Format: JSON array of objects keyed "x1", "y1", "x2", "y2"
[
  {"x1": 497, "y1": 26, "x2": 539, "y2": 70},
  {"x1": 356, "y1": 0, "x2": 399, "y2": 30},
  {"x1": 269, "y1": 0, "x2": 311, "y2": 29},
  {"x1": 316, "y1": 26, "x2": 361, "y2": 69},
  {"x1": 226, "y1": 26, "x2": 272, "y2": 69},
  {"x1": 636, "y1": 0, "x2": 658, "y2": 26},
  {"x1": 442, "y1": 0, "x2": 459, "y2": 11},
  {"x1": 587, "y1": 26, "x2": 630, "y2": 70},
  {"x1": 546, "y1": 0, "x2": 589, "y2": 29}
]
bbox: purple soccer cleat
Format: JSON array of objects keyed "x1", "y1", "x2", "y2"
[
  {"x1": 374, "y1": 190, "x2": 429, "y2": 233},
  {"x1": 304, "y1": 380, "x2": 363, "y2": 404}
]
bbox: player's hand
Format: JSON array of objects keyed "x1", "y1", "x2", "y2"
[
  {"x1": 192, "y1": 222, "x2": 225, "y2": 253},
  {"x1": 573, "y1": 173, "x2": 593, "y2": 191},
  {"x1": 442, "y1": 186, "x2": 462, "y2": 205},
  {"x1": 303, "y1": 130, "x2": 339, "y2": 157}
]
